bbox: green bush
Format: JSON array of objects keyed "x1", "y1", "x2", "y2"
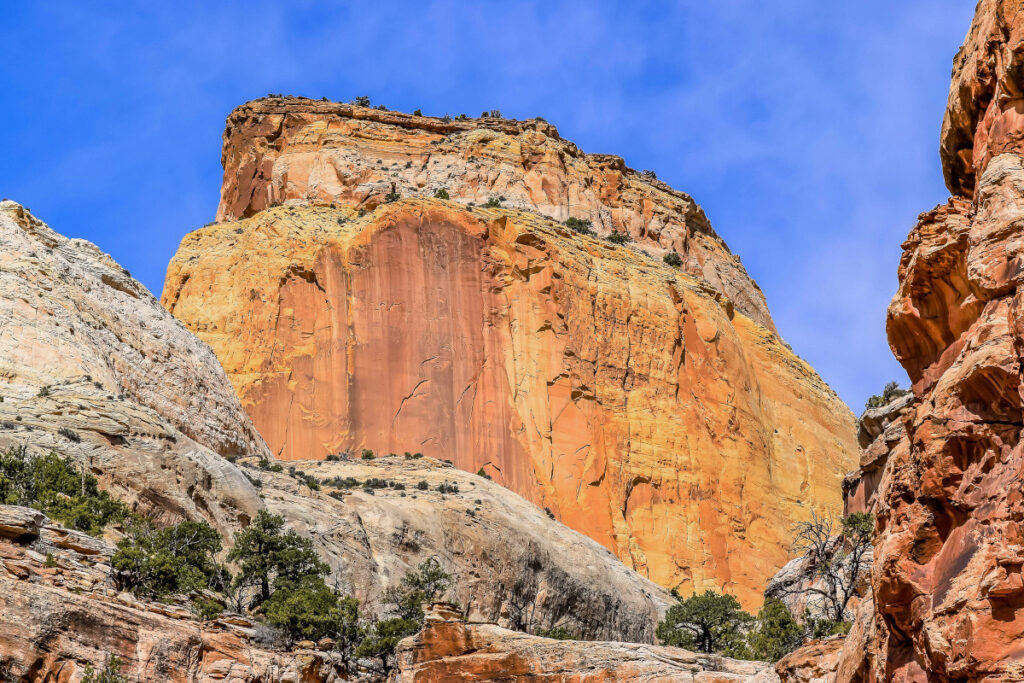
[
  {"x1": 656, "y1": 590, "x2": 753, "y2": 657},
  {"x1": 607, "y1": 232, "x2": 632, "y2": 245},
  {"x1": 361, "y1": 449, "x2": 375, "y2": 460},
  {"x1": 384, "y1": 191, "x2": 400, "y2": 203},
  {"x1": 228, "y1": 510, "x2": 329, "y2": 609},
  {"x1": 0, "y1": 446, "x2": 129, "y2": 536},
  {"x1": 748, "y1": 598, "x2": 802, "y2": 662},
  {"x1": 536, "y1": 626, "x2": 575, "y2": 640},
  {"x1": 351, "y1": 95, "x2": 371, "y2": 107},
  {"x1": 483, "y1": 197, "x2": 501, "y2": 208},
  {"x1": 112, "y1": 519, "x2": 224, "y2": 599},
  {"x1": 359, "y1": 558, "x2": 453, "y2": 675},
  {"x1": 865, "y1": 381, "x2": 909, "y2": 409},
  {"x1": 434, "y1": 188, "x2": 450, "y2": 200},
  {"x1": 564, "y1": 217, "x2": 595, "y2": 236},
  {"x1": 663, "y1": 252, "x2": 683, "y2": 267},
  {"x1": 82, "y1": 654, "x2": 126, "y2": 683},
  {"x1": 264, "y1": 577, "x2": 357, "y2": 643}
]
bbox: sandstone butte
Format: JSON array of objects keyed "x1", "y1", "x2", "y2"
[
  {"x1": 162, "y1": 101, "x2": 859, "y2": 609},
  {"x1": 0, "y1": 198, "x2": 695, "y2": 678},
  {"x1": 778, "y1": 0, "x2": 1024, "y2": 681}
]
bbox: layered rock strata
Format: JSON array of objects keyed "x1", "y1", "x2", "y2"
[
  {"x1": 0, "y1": 505, "x2": 343, "y2": 682},
  {"x1": 391, "y1": 603, "x2": 779, "y2": 682},
  {"x1": 165, "y1": 198, "x2": 858, "y2": 608},
  {"x1": 215, "y1": 97, "x2": 774, "y2": 330}
]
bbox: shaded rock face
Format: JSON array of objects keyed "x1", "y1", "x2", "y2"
[
  {"x1": 215, "y1": 97, "x2": 774, "y2": 331},
  {"x1": 165, "y1": 199, "x2": 858, "y2": 609},
  {"x1": 391, "y1": 604, "x2": 779, "y2": 682},
  {"x1": 823, "y1": 1, "x2": 1024, "y2": 680},
  {"x1": 0, "y1": 505, "x2": 342, "y2": 683},
  {"x1": 254, "y1": 456, "x2": 675, "y2": 643}
]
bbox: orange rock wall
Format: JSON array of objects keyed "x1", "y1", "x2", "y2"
[
  {"x1": 835, "y1": 2, "x2": 1024, "y2": 679},
  {"x1": 214, "y1": 98, "x2": 775, "y2": 332},
  {"x1": 164, "y1": 199, "x2": 856, "y2": 609}
]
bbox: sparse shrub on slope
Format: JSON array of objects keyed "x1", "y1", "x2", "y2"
[
  {"x1": 0, "y1": 445, "x2": 129, "y2": 535},
  {"x1": 865, "y1": 381, "x2": 909, "y2": 409}
]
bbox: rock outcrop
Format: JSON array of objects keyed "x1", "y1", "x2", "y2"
[
  {"x1": 0, "y1": 200, "x2": 267, "y2": 534},
  {"x1": 0, "y1": 505, "x2": 343, "y2": 682},
  {"x1": 391, "y1": 603, "x2": 779, "y2": 682},
  {"x1": 165, "y1": 190, "x2": 858, "y2": 607},
  {"x1": 252, "y1": 455, "x2": 676, "y2": 643},
  {"x1": 783, "y1": 2, "x2": 1024, "y2": 680},
  {"x1": 214, "y1": 97, "x2": 774, "y2": 331}
]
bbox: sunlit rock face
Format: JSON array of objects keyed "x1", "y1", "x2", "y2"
[
  {"x1": 793, "y1": 2, "x2": 1024, "y2": 680},
  {"x1": 214, "y1": 97, "x2": 776, "y2": 332},
  {"x1": 166, "y1": 179, "x2": 856, "y2": 609}
]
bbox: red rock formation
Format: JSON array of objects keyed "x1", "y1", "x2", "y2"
[
  {"x1": 165, "y1": 198, "x2": 858, "y2": 609},
  {"x1": 790, "y1": 2, "x2": 1024, "y2": 680}
]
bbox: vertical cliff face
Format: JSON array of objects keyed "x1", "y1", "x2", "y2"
[
  {"x1": 823, "y1": 2, "x2": 1024, "y2": 680},
  {"x1": 214, "y1": 98, "x2": 776, "y2": 333},
  {"x1": 166, "y1": 132, "x2": 858, "y2": 610}
]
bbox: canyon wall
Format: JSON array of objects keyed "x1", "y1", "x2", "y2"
[
  {"x1": 166, "y1": 113, "x2": 858, "y2": 608},
  {"x1": 782, "y1": 2, "x2": 1024, "y2": 680}
]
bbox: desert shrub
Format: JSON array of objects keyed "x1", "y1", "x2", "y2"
[
  {"x1": 433, "y1": 188, "x2": 450, "y2": 199},
  {"x1": 641, "y1": 169, "x2": 657, "y2": 180},
  {"x1": 663, "y1": 252, "x2": 683, "y2": 267},
  {"x1": 656, "y1": 590, "x2": 753, "y2": 657},
  {"x1": 112, "y1": 519, "x2": 224, "y2": 599},
  {"x1": 228, "y1": 510, "x2": 330, "y2": 609},
  {"x1": 0, "y1": 446, "x2": 129, "y2": 535},
  {"x1": 564, "y1": 217, "x2": 594, "y2": 236},
  {"x1": 416, "y1": 480, "x2": 429, "y2": 491},
  {"x1": 483, "y1": 197, "x2": 501, "y2": 208},
  {"x1": 536, "y1": 626, "x2": 575, "y2": 640},
  {"x1": 607, "y1": 232, "x2": 632, "y2": 245},
  {"x1": 193, "y1": 595, "x2": 225, "y2": 620},
  {"x1": 865, "y1": 381, "x2": 909, "y2": 409},
  {"x1": 437, "y1": 481, "x2": 459, "y2": 494},
  {"x1": 358, "y1": 558, "x2": 453, "y2": 675},
  {"x1": 264, "y1": 577, "x2": 359, "y2": 643},
  {"x1": 384, "y1": 191, "x2": 400, "y2": 203},
  {"x1": 364, "y1": 478, "x2": 388, "y2": 489},
  {"x1": 351, "y1": 95, "x2": 370, "y2": 107},
  {"x1": 476, "y1": 467, "x2": 491, "y2": 480},
  {"x1": 82, "y1": 654, "x2": 126, "y2": 683},
  {"x1": 413, "y1": 109, "x2": 423, "y2": 116},
  {"x1": 57, "y1": 427, "x2": 81, "y2": 442},
  {"x1": 37, "y1": 385, "x2": 51, "y2": 397},
  {"x1": 747, "y1": 598, "x2": 802, "y2": 662},
  {"x1": 361, "y1": 449, "x2": 375, "y2": 460}
]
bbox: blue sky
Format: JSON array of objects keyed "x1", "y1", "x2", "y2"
[{"x1": 0, "y1": 1, "x2": 975, "y2": 411}]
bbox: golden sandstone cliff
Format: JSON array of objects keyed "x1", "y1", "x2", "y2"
[
  {"x1": 0, "y1": 200, "x2": 697, "y2": 678},
  {"x1": 163, "y1": 103, "x2": 858, "y2": 608}
]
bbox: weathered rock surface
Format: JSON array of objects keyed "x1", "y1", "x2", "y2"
[
  {"x1": 215, "y1": 97, "x2": 774, "y2": 330},
  {"x1": 808, "y1": 1, "x2": 1024, "y2": 680},
  {"x1": 253, "y1": 456, "x2": 675, "y2": 642},
  {"x1": 774, "y1": 637, "x2": 844, "y2": 683},
  {"x1": 391, "y1": 604, "x2": 779, "y2": 682},
  {"x1": 0, "y1": 200, "x2": 267, "y2": 534},
  {"x1": 0, "y1": 504, "x2": 344, "y2": 682},
  {"x1": 165, "y1": 198, "x2": 857, "y2": 608},
  {"x1": 0, "y1": 200, "x2": 270, "y2": 461},
  {"x1": 0, "y1": 200, "x2": 677, "y2": 682}
]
